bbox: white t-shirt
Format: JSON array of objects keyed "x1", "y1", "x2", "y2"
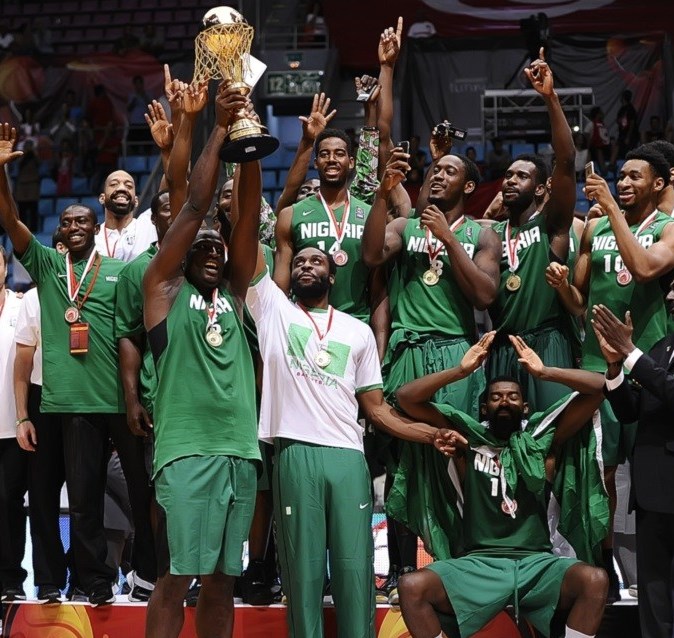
[
  {"x1": 246, "y1": 271, "x2": 383, "y2": 452},
  {"x1": 14, "y1": 287, "x2": 41, "y2": 386},
  {"x1": 0, "y1": 290, "x2": 23, "y2": 438},
  {"x1": 94, "y1": 211, "x2": 157, "y2": 262}
]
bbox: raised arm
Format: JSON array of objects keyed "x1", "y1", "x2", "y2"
[
  {"x1": 350, "y1": 75, "x2": 380, "y2": 203},
  {"x1": 166, "y1": 82, "x2": 208, "y2": 218},
  {"x1": 144, "y1": 84, "x2": 246, "y2": 323},
  {"x1": 396, "y1": 332, "x2": 495, "y2": 427},
  {"x1": 226, "y1": 157, "x2": 262, "y2": 300},
  {"x1": 144, "y1": 100, "x2": 174, "y2": 177},
  {"x1": 586, "y1": 173, "x2": 674, "y2": 282},
  {"x1": 420, "y1": 207, "x2": 501, "y2": 309},
  {"x1": 272, "y1": 205, "x2": 294, "y2": 294},
  {"x1": 376, "y1": 17, "x2": 402, "y2": 172},
  {"x1": 274, "y1": 93, "x2": 335, "y2": 214},
  {"x1": 528, "y1": 50, "x2": 576, "y2": 250},
  {"x1": 0, "y1": 125, "x2": 32, "y2": 254},
  {"x1": 509, "y1": 335, "x2": 604, "y2": 394},
  {"x1": 361, "y1": 148, "x2": 408, "y2": 266}
]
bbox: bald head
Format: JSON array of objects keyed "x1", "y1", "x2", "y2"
[{"x1": 100, "y1": 170, "x2": 138, "y2": 217}]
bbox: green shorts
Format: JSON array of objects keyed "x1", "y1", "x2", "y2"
[
  {"x1": 155, "y1": 455, "x2": 256, "y2": 576},
  {"x1": 599, "y1": 399, "x2": 636, "y2": 466},
  {"x1": 427, "y1": 552, "x2": 579, "y2": 638}
]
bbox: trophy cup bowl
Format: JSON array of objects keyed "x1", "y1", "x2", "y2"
[{"x1": 194, "y1": 6, "x2": 279, "y2": 162}]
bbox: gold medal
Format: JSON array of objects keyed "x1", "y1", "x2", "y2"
[
  {"x1": 422, "y1": 269, "x2": 440, "y2": 286},
  {"x1": 64, "y1": 306, "x2": 80, "y2": 324},
  {"x1": 505, "y1": 273, "x2": 521, "y2": 292},
  {"x1": 206, "y1": 329, "x2": 223, "y2": 347},
  {"x1": 616, "y1": 268, "x2": 632, "y2": 286},
  {"x1": 314, "y1": 349, "x2": 331, "y2": 368}
]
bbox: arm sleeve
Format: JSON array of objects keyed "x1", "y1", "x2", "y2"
[
  {"x1": 605, "y1": 370, "x2": 625, "y2": 392},
  {"x1": 349, "y1": 128, "x2": 380, "y2": 205},
  {"x1": 604, "y1": 376, "x2": 641, "y2": 424},
  {"x1": 16, "y1": 236, "x2": 55, "y2": 283},
  {"x1": 354, "y1": 327, "x2": 383, "y2": 393},
  {"x1": 14, "y1": 291, "x2": 39, "y2": 347},
  {"x1": 628, "y1": 352, "x2": 674, "y2": 414},
  {"x1": 114, "y1": 269, "x2": 144, "y2": 339},
  {"x1": 245, "y1": 268, "x2": 286, "y2": 327},
  {"x1": 623, "y1": 348, "x2": 643, "y2": 373}
]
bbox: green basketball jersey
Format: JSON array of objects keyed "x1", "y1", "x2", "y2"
[
  {"x1": 114, "y1": 244, "x2": 158, "y2": 413},
  {"x1": 150, "y1": 280, "x2": 260, "y2": 477},
  {"x1": 18, "y1": 237, "x2": 125, "y2": 413},
  {"x1": 490, "y1": 214, "x2": 564, "y2": 333},
  {"x1": 290, "y1": 194, "x2": 371, "y2": 322},
  {"x1": 432, "y1": 397, "x2": 571, "y2": 557},
  {"x1": 390, "y1": 218, "x2": 482, "y2": 337},
  {"x1": 582, "y1": 211, "x2": 674, "y2": 372}
]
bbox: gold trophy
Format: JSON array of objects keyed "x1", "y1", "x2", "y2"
[{"x1": 194, "y1": 6, "x2": 279, "y2": 162}]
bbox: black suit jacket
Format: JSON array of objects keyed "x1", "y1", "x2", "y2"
[{"x1": 605, "y1": 334, "x2": 674, "y2": 514}]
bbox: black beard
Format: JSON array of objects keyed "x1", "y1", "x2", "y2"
[
  {"x1": 105, "y1": 196, "x2": 134, "y2": 217},
  {"x1": 291, "y1": 275, "x2": 330, "y2": 301},
  {"x1": 487, "y1": 408, "x2": 522, "y2": 440}
]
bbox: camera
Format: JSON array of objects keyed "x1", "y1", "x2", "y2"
[{"x1": 433, "y1": 121, "x2": 468, "y2": 141}]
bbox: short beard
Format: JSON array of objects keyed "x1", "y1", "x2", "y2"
[
  {"x1": 291, "y1": 275, "x2": 330, "y2": 301},
  {"x1": 105, "y1": 196, "x2": 134, "y2": 217},
  {"x1": 487, "y1": 410, "x2": 522, "y2": 440}
]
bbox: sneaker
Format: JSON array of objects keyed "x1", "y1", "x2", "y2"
[
  {"x1": 241, "y1": 560, "x2": 274, "y2": 606},
  {"x1": 66, "y1": 586, "x2": 88, "y2": 602},
  {"x1": 37, "y1": 585, "x2": 62, "y2": 605},
  {"x1": 388, "y1": 566, "x2": 415, "y2": 606},
  {"x1": 1, "y1": 587, "x2": 26, "y2": 602},
  {"x1": 185, "y1": 578, "x2": 201, "y2": 607},
  {"x1": 88, "y1": 584, "x2": 115, "y2": 607},
  {"x1": 126, "y1": 571, "x2": 155, "y2": 603},
  {"x1": 628, "y1": 584, "x2": 638, "y2": 598},
  {"x1": 376, "y1": 567, "x2": 399, "y2": 604}
]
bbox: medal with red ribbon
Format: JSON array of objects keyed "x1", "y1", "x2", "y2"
[
  {"x1": 298, "y1": 303, "x2": 334, "y2": 368},
  {"x1": 205, "y1": 288, "x2": 223, "y2": 347},
  {"x1": 64, "y1": 250, "x2": 99, "y2": 324},
  {"x1": 617, "y1": 210, "x2": 658, "y2": 286},
  {"x1": 422, "y1": 215, "x2": 465, "y2": 286},
  {"x1": 317, "y1": 191, "x2": 351, "y2": 266},
  {"x1": 504, "y1": 220, "x2": 522, "y2": 292}
]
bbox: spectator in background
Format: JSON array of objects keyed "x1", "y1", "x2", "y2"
[
  {"x1": 584, "y1": 106, "x2": 611, "y2": 175},
  {"x1": 0, "y1": 246, "x2": 27, "y2": 603},
  {"x1": 127, "y1": 76, "x2": 153, "y2": 156},
  {"x1": 303, "y1": 2, "x2": 327, "y2": 45},
  {"x1": 54, "y1": 139, "x2": 76, "y2": 197},
  {"x1": 0, "y1": 22, "x2": 15, "y2": 59},
  {"x1": 407, "y1": 11, "x2": 437, "y2": 38},
  {"x1": 485, "y1": 136, "x2": 512, "y2": 180},
  {"x1": 465, "y1": 145, "x2": 485, "y2": 176},
  {"x1": 87, "y1": 85, "x2": 122, "y2": 194},
  {"x1": 139, "y1": 24, "x2": 164, "y2": 57},
  {"x1": 14, "y1": 139, "x2": 40, "y2": 232},
  {"x1": 48, "y1": 103, "x2": 77, "y2": 150},
  {"x1": 114, "y1": 25, "x2": 140, "y2": 56},
  {"x1": 613, "y1": 90, "x2": 639, "y2": 161},
  {"x1": 64, "y1": 89, "x2": 83, "y2": 125},
  {"x1": 642, "y1": 115, "x2": 666, "y2": 144},
  {"x1": 78, "y1": 117, "x2": 97, "y2": 179},
  {"x1": 32, "y1": 17, "x2": 54, "y2": 55}
]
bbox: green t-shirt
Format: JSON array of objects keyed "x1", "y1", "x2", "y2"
[
  {"x1": 582, "y1": 212, "x2": 673, "y2": 372},
  {"x1": 290, "y1": 194, "x2": 371, "y2": 322},
  {"x1": 390, "y1": 218, "x2": 482, "y2": 337},
  {"x1": 18, "y1": 237, "x2": 125, "y2": 413},
  {"x1": 490, "y1": 214, "x2": 565, "y2": 333},
  {"x1": 114, "y1": 243, "x2": 158, "y2": 414},
  {"x1": 150, "y1": 280, "x2": 260, "y2": 477},
  {"x1": 433, "y1": 395, "x2": 573, "y2": 556}
]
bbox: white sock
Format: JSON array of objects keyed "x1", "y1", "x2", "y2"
[{"x1": 565, "y1": 627, "x2": 594, "y2": 638}]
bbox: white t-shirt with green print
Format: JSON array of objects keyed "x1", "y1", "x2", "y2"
[{"x1": 246, "y1": 270, "x2": 383, "y2": 452}]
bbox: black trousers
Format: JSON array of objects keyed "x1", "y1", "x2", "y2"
[
  {"x1": 61, "y1": 412, "x2": 156, "y2": 592},
  {"x1": 636, "y1": 507, "x2": 674, "y2": 638},
  {"x1": 27, "y1": 384, "x2": 68, "y2": 589},
  {"x1": 0, "y1": 437, "x2": 28, "y2": 589}
]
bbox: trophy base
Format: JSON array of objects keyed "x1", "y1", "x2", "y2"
[{"x1": 219, "y1": 134, "x2": 280, "y2": 163}]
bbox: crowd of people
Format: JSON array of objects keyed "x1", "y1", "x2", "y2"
[{"x1": 2, "y1": 16, "x2": 674, "y2": 638}]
